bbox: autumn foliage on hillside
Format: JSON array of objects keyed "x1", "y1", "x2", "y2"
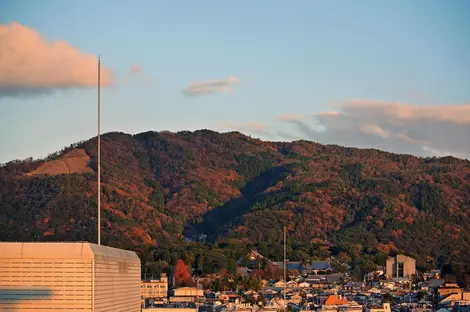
[{"x1": 1, "y1": 130, "x2": 470, "y2": 283}]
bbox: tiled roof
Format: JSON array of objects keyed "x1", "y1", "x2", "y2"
[
  {"x1": 324, "y1": 295, "x2": 348, "y2": 305},
  {"x1": 311, "y1": 261, "x2": 331, "y2": 270}
]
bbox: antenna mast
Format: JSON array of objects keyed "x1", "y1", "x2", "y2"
[{"x1": 97, "y1": 55, "x2": 101, "y2": 246}]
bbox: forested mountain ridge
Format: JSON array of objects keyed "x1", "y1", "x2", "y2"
[{"x1": 1, "y1": 130, "x2": 470, "y2": 281}]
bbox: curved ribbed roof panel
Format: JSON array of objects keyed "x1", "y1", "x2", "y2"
[{"x1": 0, "y1": 242, "x2": 139, "y2": 261}]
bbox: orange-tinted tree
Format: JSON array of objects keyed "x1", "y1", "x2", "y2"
[{"x1": 175, "y1": 259, "x2": 191, "y2": 282}]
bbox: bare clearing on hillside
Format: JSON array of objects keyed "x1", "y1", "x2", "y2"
[{"x1": 27, "y1": 149, "x2": 94, "y2": 176}]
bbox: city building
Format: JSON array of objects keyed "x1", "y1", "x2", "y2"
[
  {"x1": 142, "y1": 274, "x2": 169, "y2": 299},
  {"x1": 386, "y1": 255, "x2": 416, "y2": 279},
  {"x1": 0, "y1": 242, "x2": 141, "y2": 311},
  {"x1": 170, "y1": 287, "x2": 204, "y2": 303}
]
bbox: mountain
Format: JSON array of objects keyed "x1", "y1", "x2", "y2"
[{"x1": 1, "y1": 130, "x2": 470, "y2": 281}]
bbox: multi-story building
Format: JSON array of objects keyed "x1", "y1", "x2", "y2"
[
  {"x1": 386, "y1": 255, "x2": 416, "y2": 279},
  {"x1": 170, "y1": 287, "x2": 204, "y2": 303},
  {"x1": 0, "y1": 242, "x2": 141, "y2": 312},
  {"x1": 141, "y1": 273, "x2": 169, "y2": 300}
]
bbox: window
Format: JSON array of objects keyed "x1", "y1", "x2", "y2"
[{"x1": 398, "y1": 263, "x2": 404, "y2": 277}]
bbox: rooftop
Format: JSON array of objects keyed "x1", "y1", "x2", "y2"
[{"x1": 0, "y1": 242, "x2": 139, "y2": 261}]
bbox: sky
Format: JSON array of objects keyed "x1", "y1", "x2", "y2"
[{"x1": 1, "y1": 0, "x2": 470, "y2": 163}]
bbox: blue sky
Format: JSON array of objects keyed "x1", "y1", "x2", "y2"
[{"x1": 1, "y1": 0, "x2": 470, "y2": 162}]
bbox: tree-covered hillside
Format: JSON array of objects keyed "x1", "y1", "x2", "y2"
[{"x1": 1, "y1": 130, "x2": 469, "y2": 282}]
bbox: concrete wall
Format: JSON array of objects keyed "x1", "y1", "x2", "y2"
[
  {"x1": 173, "y1": 287, "x2": 203, "y2": 297},
  {"x1": 94, "y1": 253, "x2": 141, "y2": 312},
  {"x1": 386, "y1": 255, "x2": 416, "y2": 279},
  {"x1": 0, "y1": 242, "x2": 140, "y2": 312}
]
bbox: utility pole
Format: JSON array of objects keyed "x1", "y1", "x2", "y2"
[
  {"x1": 284, "y1": 226, "x2": 287, "y2": 311},
  {"x1": 97, "y1": 55, "x2": 101, "y2": 246},
  {"x1": 196, "y1": 277, "x2": 200, "y2": 312}
]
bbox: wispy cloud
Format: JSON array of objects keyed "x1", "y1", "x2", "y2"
[
  {"x1": 130, "y1": 64, "x2": 142, "y2": 74},
  {"x1": 182, "y1": 76, "x2": 240, "y2": 97},
  {"x1": 217, "y1": 122, "x2": 271, "y2": 138},
  {"x1": 278, "y1": 114, "x2": 305, "y2": 122},
  {"x1": 119, "y1": 64, "x2": 153, "y2": 85},
  {"x1": 276, "y1": 131, "x2": 301, "y2": 141},
  {"x1": 0, "y1": 22, "x2": 112, "y2": 97},
  {"x1": 278, "y1": 100, "x2": 470, "y2": 159}
]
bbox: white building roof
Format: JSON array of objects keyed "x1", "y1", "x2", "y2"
[{"x1": 0, "y1": 242, "x2": 139, "y2": 261}]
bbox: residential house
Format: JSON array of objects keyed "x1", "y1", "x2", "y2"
[
  {"x1": 299, "y1": 281, "x2": 311, "y2": 289},
  {"x1": 369, "y1": 303, "x2": 391, "y2": 312},
  {"x1": 287, "y1": 280, "x2": 299, "y2": 289},
  {"x1": 325, "y1": 274, "x2": 343, "y2": 284},
  {"x1": 289, "y1": 293, "x2": 303, "y2": 305},
  {"x1": 274, "y1": 280, "x2": 286, "y2": 288},
  {"x1": 344, "y1": 282, "x2": 365, "y2": 292},
  {"x1": 321, "y1": 295, "x2": 348, "y2": 311},
  {"x1": 366, "y1": 267, "x2": 386, "y2": 282},
  {"x1": 369, "y1": 287, "x2": 382, "y2": 294},
  {"x1": 410, "y1": 302, "x2": 433, "y2": 312},
  {"x1": 438, "y1": 282, "x2": 462, "y2": 298},
  {"x1": 310, "y1": 281, "x2": 329, "y2": 289},
  {"x1": 420, "y1": 279, "x2": 445, "y2": 291},
  {"x1": 205, "y1": 292, "x2": 217, "y2": 304},
  {"x1": 380, "y1": 280, "x2": 396, "y2": 290},
  {"x1": 345, "y1": 301, "x2": 363, "y2": 312},
  {"x1": 244, "y1": 290, "x2": 259, "y2": 299},
  {"x1": 438, "y1": 290, "x2": 470, "y2": 308},
  {"x1": 306, "y1": 274, "x2": 342, "y2": 284},
  {"x1": 259, "y1": 289, "x2": 277, "y2": 302},
  {"x1": 453, "y1": 301, "x2": 470, "y2": 312},
  {"x1": 231, "y1": 302, "x2": 257, "y2": 312},
  {"x1": 423, "y1": 270, "x2": 441, "y2": 281},
  {"x1": 218, "y1": 292, "x2": 240, "y2": 304}
]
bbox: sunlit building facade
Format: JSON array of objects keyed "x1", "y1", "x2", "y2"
[
  {"x1": 386, "y1": 254, "x2": 416, "y2": 279},
  {"x1": 0, "y1": 242, "x2": 140, "y2": 311}
]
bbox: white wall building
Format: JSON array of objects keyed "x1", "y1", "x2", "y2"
[{"x1": 0, "y1": 242, "x2": 141, "y2": 311}]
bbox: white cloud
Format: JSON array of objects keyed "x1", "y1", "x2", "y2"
[
  {"x1": 130, "y1": 64, "x2": 142, "y2": 74},
  {"x1": 182, "y1": 76, "x2": 240, "y2": 97},
  {"x1": 216, "y1": 122, "x2": 271, "y2": 138},
  {"x1": 0, "y1": 22, "x2": 112, "y2": 97},
  {"x1": 279, "y1": 100, "x2": 470, "y2": 159},
  {"x1": 278, "y1": 114, "x2": 305, "y2": 122}
]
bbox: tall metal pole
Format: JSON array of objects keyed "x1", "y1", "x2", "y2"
[
  {"x1": 97, "y1": 55, "x2": 101, "y2": 246},
  {"x1": 196, "y1": 277, "x2": 199, "y2": 312},
  {"x1": 284, "y1": 226, "x2": 287, "y2": 311}
]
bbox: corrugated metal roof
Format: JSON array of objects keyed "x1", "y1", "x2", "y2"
[{"x1": 0, "y1": 242, "x2": 139, "y2": 261}]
